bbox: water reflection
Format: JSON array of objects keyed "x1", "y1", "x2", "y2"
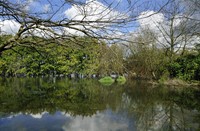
[
  {"x1": 62, "y1": 110, "x2": 133, "y2": 131},
  {"x1": 0, "y1": 78, "x2": 199, "y2": 131},
  {"x1": 0, "y1": 111, "x2": 134, "y2": 131}
]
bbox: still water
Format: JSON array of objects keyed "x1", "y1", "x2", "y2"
[{"x1": 0, "y1": 77, "x2": 199, "y2": 131}]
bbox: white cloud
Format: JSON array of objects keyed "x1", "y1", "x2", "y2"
[
  {"x1": 65, "y1": 0, "x2": 122, "y2": 22},
  {"x1": 0, "y1": 20, "x2": 56, "y2": 37},
  {"x1": 24, "y1": 25, "x2": 57, "y2": 38},
  {"x1": 2, "y1": 113, "x2": 22, "y2": 119},
  {"x1": 64, "y1": 0, "x2": 126, "y2": 36},
  {"x1": 136, "y1": 10, "x2": 198, "y2": 50},
  {"x1": 137, "y1": 10, "x2": 185, "y2": 32},
  {"x1": 62, "y1": 112, "x2": 129, "y2": 131},
  {"x1": 173, "y1": 15, "x2": 182, "y2": 27},
  {"x1": 0, "y1": 20, "x2": 21, "y2": 35},
  {"x1": 63, "y1": 26, "x2": 85, "y2": 36},
  {"x1": 137, "y1": 11, "x2": 164, "y2": 30},
  {"x1": 29, "y1": 112, "x2": 47, "y2": 119}
]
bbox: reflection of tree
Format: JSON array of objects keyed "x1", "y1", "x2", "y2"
[
  {"x1": 123, "y1": 81, "x2": 200, "y2": 131},
  {"x1": 0, "y1": 78, "x2": 125, "y2": 117},
  {"x1": 0, "y1": 78, "x2": 199, "y2": 130}
]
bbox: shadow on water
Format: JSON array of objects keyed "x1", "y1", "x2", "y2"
[{"x1": 0, "y1": 77, "x2": 199, "y2": 131}]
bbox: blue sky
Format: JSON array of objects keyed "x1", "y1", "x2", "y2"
[
  {"x1": 0, "y1": 0, "x2": 176, "y2": 36},
  {"x1": 2, "y1": 0, "x2": 141, "y2": 34},
  {"x1": 2, "y1": 0, "x2": 199, "y2": 49},
  {"x1": 1, "y1": 0, "x2": 199, "y2": 51},
  {"x1": 11, "y1": 0, "x2": 162, "y2": 19}
]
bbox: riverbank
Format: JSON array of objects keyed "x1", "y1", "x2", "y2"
[{"x1": 149, "y1": 78, "x2": 200, "y2": 89}]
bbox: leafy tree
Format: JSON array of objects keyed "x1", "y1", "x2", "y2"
[
  {"x1": 97, "y1": 44, "x2": 125, "y2": 75},
  {"x1": 0, "y1": 37, "x2": 103, "y2": 77},
  {"x1": 127, "y1": 28, "x2": 168, "y2": 79}
]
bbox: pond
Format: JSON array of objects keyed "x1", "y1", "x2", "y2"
[{"x1": 0, "y1": 77, "x2": 199, "y2": 131}]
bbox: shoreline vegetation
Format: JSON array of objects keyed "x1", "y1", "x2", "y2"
[
  {"x1": 0, "y1": 36, "x2": 200, "y2": 88},
  {"x1": 0, "y1": 74, "x2": 199, "y2": 90},
  {"x1": 98, "y1": 76, "x2": 126, "y2": 85}
]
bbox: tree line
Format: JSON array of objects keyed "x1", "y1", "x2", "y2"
[
  {"x1": 0, "y1": 34, "x2": 200, "y2": 81},
  {"x1": 0, "y1": 35, "x2": 125, "y2": 77}
]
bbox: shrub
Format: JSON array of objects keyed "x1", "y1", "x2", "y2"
[
  {"x1": 168, "y1": 54, "x2": 200, "y2": 81},
  {"x1": 99, "y1": 76, "x2": 115, "y2": 86}
]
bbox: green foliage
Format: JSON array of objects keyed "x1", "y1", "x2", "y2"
[
  {"x1": 168, "y1": 54, "x2": 200, "y2": 81},
  {"x1": 0, "y1": 36, "x2": 128, "y2": 77},
  {"x1": 126, "y1": 45, "x2": 167, "y2": 79},
  {"x1": 116, "y1": 76, "x2": 126, "y2": 84},
  {"x1": 99, "y1": 76, "x2": 115, "y2": 86},
  {"x1": 0, "y1": 37, "x2": 102, "y2": 76},
  {"x1": 97, "y1": 44, "x2": 125, "y2": 75}
]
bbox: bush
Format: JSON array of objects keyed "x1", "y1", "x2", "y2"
[
  {"x1": 99, "y1": 76, "x2": 115, "y2": 85},
  {"x1": 116, "y1": 76, "x2": 126, "y2": 83},
  {"x1": 168, "y1": 54, "x2": 200, "y2": 81}
]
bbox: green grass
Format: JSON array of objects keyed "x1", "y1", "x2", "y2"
[
  {"x1": 116, "y1": 76, "x2": 126, "y2": 84},
  {"x1": 99, "y1": 76, "x2": 115, "y2": 86}
]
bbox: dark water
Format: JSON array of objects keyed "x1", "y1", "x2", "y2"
[{"x1": 0, "y1": 78, "x2": 199, "y2": 131}]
